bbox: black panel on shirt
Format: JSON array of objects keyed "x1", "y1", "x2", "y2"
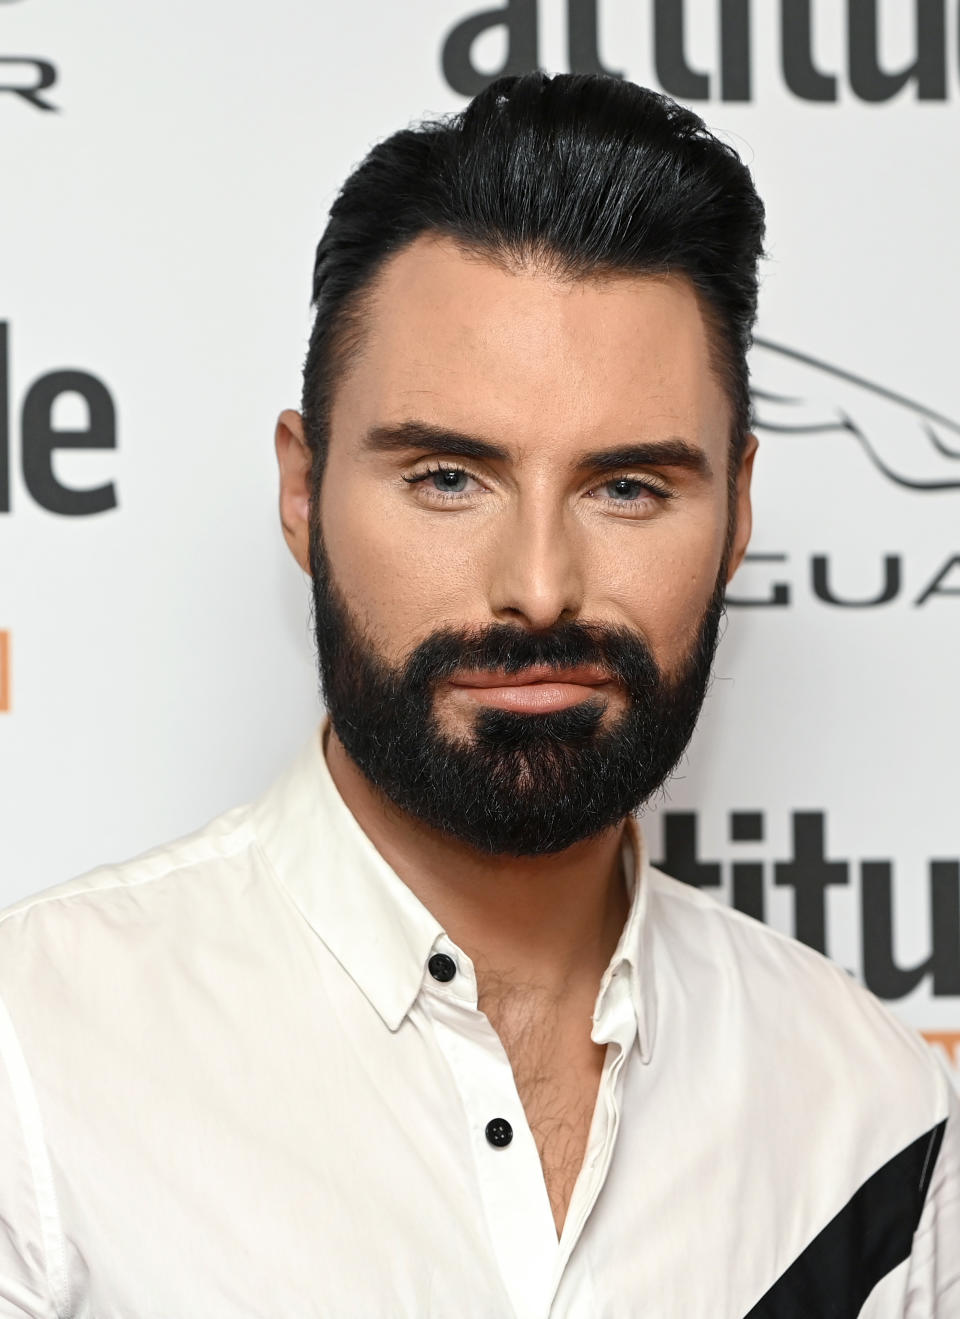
[{"x1": 744, "y1": 1119, "x2": 946, "y2": 1319}]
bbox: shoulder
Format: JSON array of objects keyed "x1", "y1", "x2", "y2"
[
  {"x1": 0, "y1": 798, "x2": 302, "y2": 1092},
  {"x1": 646, "y1": 865, "x2": 947, "y2": 1114},
  {"x1": 642, "y1": 867, "x2": 958, "y2": 1315},
  {"x1": 0, "y1": 800, "x2": 265, "y2": 960}
]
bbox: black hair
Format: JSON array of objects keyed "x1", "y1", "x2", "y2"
[{"x1": 302, "y1": 71, "x2": 765, "y2": 495}]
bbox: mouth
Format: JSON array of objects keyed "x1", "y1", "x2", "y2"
[{"x1": 446, "y1": 664, "x2": 616, "y2": 714}]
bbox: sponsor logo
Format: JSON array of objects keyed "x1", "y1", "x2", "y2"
[
  {"x1": 0, "y1": 321, "x2": 118, "y2": 516},
  {"x1": 0, "y1": 56, "x2": 57, "y2": 111},
  {"x1": 727, "y1": 339, "x2": 959, "y2": 609},
  {"x1": 922, "y1": 1031, "x2": 960, "y2": 1069},
  {"x1": 751, "y1": 339, "x2": 960, "y2": 494},
  {"x1": 1, "y1": 0, "x2": 59, "y2": 112},
  {"x1": 655, "y1": 810, "x2": 960, "y2": 1002},
  {"x1": 441, "y1": 0, "x2": 956, "y2": 103},
  {"x1": 726, "y1": 551, "x2": 959, "y2": 608}
]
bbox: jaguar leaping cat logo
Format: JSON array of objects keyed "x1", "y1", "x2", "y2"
[{"x1": 750, "y1": 339, "x2": 960, "y2": 492}]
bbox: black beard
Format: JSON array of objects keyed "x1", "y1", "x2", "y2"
[{"x1": 309, "y1": 531, "x2": 727, "y2": 856}]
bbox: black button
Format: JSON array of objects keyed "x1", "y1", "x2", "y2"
[
  {"x1": 428, "y1": 953, "x2": 457, "y2": 983},
  {"x1": 485, "y1": 1118, "x2": 513, "y2": 1148}
]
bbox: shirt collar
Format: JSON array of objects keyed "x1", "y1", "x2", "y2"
[
  {"x1": 596, "y1": 814, "x2": 658, "y2": 1063},
  {"x1": 250, "y1": 724, "x2": 658, "y2": 1060}
]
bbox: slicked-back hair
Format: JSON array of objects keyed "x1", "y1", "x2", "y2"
[{"x1": 301, "y1": 71, "x2": 765, "y2": 501}]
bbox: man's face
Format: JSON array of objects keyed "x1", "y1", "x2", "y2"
[{"x1": 278, "y1": 234, "x2": 756, "y2": 854}]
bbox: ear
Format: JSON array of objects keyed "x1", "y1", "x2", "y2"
[
  {"x1": 275, "y1": 409, "x2": 313, "y2": 574},
  {"x1": 725, "y1": 432, "x2": 758, "y2": 583}
]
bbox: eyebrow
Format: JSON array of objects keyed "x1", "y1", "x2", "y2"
[
  {"x1": 576, "y1": 440, "x2": 712, "y2": 480},
  {"x1": 363, "y1": 422, "x2": 510, "y2": 463},
  {"x1": 363, "y1": 421, "x2": 712, "y2": 479}
]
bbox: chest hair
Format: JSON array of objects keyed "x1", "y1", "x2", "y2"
[{"x1": 478, "y1": 973, "x2": 604, "y2": 1234}]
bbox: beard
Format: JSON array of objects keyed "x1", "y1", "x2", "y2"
[{"x1": 309, "y1": 530, "x2": 727, "y2": 856}]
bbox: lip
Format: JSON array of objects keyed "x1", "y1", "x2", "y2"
[
  {"x1": 446, "y1": 664, "x2": 616, "y2": 714},
  {"x1": 448, "y1": 664, "x2": 612, "y2": 689}
]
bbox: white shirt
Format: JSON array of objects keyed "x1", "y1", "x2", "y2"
[{"x1": 0, "y1": 727, "x2": 957, "y2": 1319}]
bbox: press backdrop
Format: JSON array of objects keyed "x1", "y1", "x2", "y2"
[{"x1": 1, "y1": 0, "x2": 958, "y2": 1085}]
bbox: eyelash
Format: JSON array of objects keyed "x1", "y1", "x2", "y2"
[
  {"x1": 402, "y1": 464, "x2": 476, "y2": 495},
  {"x1": 401, "y1": 463, "x2": 675, "y2": 508}
]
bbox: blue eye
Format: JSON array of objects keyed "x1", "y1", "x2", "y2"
[
  {"x1": 432, "y1": 469, "x2": 469, "y2": 493},
  {"x1": 606, "y1": 478, "x2": 645, "y2": 500}
]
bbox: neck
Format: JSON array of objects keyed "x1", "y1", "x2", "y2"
[{"x1": 324, "y1": 727, "x2": 631, "y2": 999}]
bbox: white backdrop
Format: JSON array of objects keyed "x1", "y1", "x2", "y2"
[{"x1": 1, "y1": 0, "x2": 958, "y2": 1085}]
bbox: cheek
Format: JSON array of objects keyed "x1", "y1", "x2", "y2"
[
  {"x1": 318, "y1": 471, "x2": 484, "y2": 662},
  {"x1": 597, "y1": 515, "x2": 725, "y2": 670}
]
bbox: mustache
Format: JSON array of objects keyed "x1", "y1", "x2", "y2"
[{"x1": 401, "y1": 620, "x2": 661, "y2": 692}]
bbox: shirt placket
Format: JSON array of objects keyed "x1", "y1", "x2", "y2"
[
  {"x1": 549, "y1": 969, "x2": 637, "y2": 1303},
  {"x1": 419, "y1": 936, "x2": 559, "y2": 1319}
]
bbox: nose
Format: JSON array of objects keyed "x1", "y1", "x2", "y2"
[{"x1": 486, "y1": 498, "x2": 585, "y2": 630}]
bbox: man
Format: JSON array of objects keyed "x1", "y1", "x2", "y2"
[{"x1": 0, "y1": 71, "x2": 955, "y2": 1318}]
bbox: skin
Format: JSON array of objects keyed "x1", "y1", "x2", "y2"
[{"x1": 275, "y1": 233, "x2": 757, "y2": 1235}]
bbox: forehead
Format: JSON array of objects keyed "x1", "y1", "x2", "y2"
[{"x1": 330, "y1": 234, "x2": 730, "y2": 453}]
